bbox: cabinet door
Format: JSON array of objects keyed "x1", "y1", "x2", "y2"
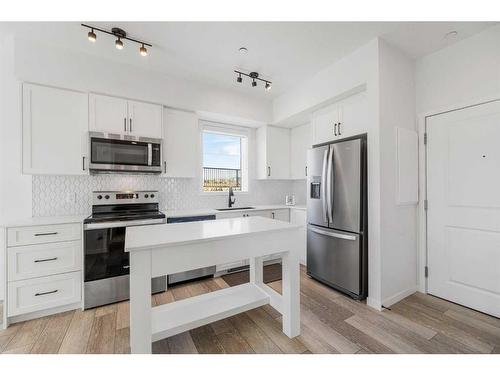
[
  {"x1": 312, "y1": 104, "x2": 338, "y2": 145},
  {"x1": 337, "y1": 92, "x2": 368, "y2": 139},
  {"x1": 89, "y1": 94, "x2": 128, "y2": 134},
  {"x1": 266, "y1": 126, "x2": 290, "y2": 179},
  {"x1": 22, "y1": 84, "x2": 88, "y2": 175},
  {"x1": 290, "y1": 123, "x2": 312, "y2": 179},
  {"x1": 163, "y1": 108, "x2": 199, "y2": 177},
  {"x1": 128, "y1": 100, "x2": 163, "y2": 138}
]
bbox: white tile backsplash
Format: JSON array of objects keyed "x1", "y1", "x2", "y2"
[{"x1": 32, "y1": 175, "x2": 302, "y2": 217}]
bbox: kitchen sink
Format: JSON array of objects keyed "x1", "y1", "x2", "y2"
[{"x1": 216, "y1": 207, "x2": 255, "y2": 211}]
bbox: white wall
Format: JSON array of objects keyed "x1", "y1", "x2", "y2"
[
  {"x1": 378, "y1": 39, "x2": 418, "y2": 306},
  {"x1": 416, "y1": 25, "x2": 500, "y2": 114},
  {"x1": 272, "y1": 39, "x2": 384, "y2": 309}
]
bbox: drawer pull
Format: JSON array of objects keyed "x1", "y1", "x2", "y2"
[
  {"x1": 34, "y1": 257, "x2": 58, "y2": 263},
  {"x1": 35, "y1": 289, "x2": 58, "y2": 297},
  {"x1": 34, "y1": 232, "x2": 58, "y2": 237}
]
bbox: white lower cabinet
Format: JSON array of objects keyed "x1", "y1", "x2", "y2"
[
  {"x1": 8, "y1": 271, "x2": 82, "y2": 317},
  {"x1": 5, "y1": 223, "x2": 83, "y2": 322}
]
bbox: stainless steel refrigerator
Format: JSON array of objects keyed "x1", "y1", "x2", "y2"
[{"x1": 306, "y1": 135, "x2": 367, "y2": 299}]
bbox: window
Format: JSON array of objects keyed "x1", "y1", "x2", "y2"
[{"x1": 201, "y1": 123, "x2": 248, "y2": 192}]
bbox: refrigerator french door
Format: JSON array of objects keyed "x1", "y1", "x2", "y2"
[{"x1": 306, "y1": 136, "x2": 367, "y2": 299}]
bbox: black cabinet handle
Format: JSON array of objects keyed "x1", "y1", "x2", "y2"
[
  {"x1": 305, "y1": 166, "x2": 308, "y2": 177},
  {"x1": 334, "y1": 123, "x2": 337, "y2": 136},
  {"x1": 34, "y1": 257, "x2": 58, "y2": 263},
  {"x1": 267, "y1": 166, "x2": 271, "y2": 177},
  {"x1": 35, "y1": 289, "x2": 58, "y2": 297},
  {"x1": 34, "y1": 232, "x2": 58, "y2": 237},
  {"x1": 338, "y1": 122, "x2": 342, "y2": 135},
  {"x1": 129, "y1": 118, "x2": 133, "y2": 133},
  {"x1": 164, "y1": 161, "x2": 167, "y2": 173},
  {"x1": 124, "y1": 117, "x2": 127, "y2": 132},
  {"x1": 82, "y1": 156, "x2": 86, "y2": 171}
]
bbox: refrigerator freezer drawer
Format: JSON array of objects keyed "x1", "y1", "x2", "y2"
[{"x1": 307, "y1": 225, "x2": 361, "y2": 296}]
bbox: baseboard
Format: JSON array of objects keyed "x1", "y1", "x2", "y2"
[
  {"x1": 366, "y1": 297, "x2": 382, "y2": 311},
  {"x1": 6, "y1": 302, "x2": 82, "y2": 326},
  {"x1": 382, "y1": 286, "x2": 418, "y2": 308}
]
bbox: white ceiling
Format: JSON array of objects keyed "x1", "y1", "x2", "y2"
[{"x1": 0, "y1": 22, "x2": 496, "y2": 99}]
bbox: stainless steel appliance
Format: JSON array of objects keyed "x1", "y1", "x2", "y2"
[
  {"x1": 306, "y1": 135, "x2": 368, "y2": 299},
  {"x1": 83, "y1": 191, "x2": 166, "y2": 309},
  {"x1": 89, "y1": 132, "x2": 162, "y2": 174},
  {"x1": 166, "y1": 215, "x2": 217, "y2": 284}
]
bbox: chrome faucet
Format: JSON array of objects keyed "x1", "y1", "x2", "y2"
[{"x1": 228, "y1": 187, "x2": 236, "y2": 208}]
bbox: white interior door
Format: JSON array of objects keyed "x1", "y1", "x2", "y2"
[{"x1": 427, "y1": 100, "x2": 500, "y2": 318}]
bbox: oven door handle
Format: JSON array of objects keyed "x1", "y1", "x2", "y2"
[
  {"x1": 148, "y1": 143, "x2": 152, "y2": 166},
  {"x1": 84, "y1": 218, "x2": 166, "y2": 230}
]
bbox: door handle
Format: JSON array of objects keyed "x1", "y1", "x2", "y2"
[
  {"x1": 124, "y1": 117, "x2": 127, "y2": 132},
  {"x1": 326, "y1": 146, "x2": 334, "y2": 223},
  {"x1": 34, "y1": 257, "x2": 58, "y2": 263},
  {"x1": 338, "y1": 122, "x2": 342, "y2": 135},
  {"x1": 321, "y1": 148, "x2": 328, "y2": 223},
  {"x1": 35, "y1": 289, "x2": 58, "y2": 297},
  {"x1": 34, "y1": 232, "x2": 58, "y2": 237},
  {"x1": 334, "y1": 123, "x2": 337, "y2": 136},
  {"x1": 309, "y1": 227, "x2": 356, "y2": 241}
]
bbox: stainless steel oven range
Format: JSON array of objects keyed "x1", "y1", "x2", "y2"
[{"x1": 83, "y1": 190, "x2": 166, "y2": 309}]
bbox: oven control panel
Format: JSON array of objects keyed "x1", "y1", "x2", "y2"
[{"x1": 93, "y1": 191, "x2": 158, "y2": 205}]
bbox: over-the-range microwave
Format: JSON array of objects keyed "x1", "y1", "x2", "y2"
[{"x1": 88, "y1": 132, "x2": 162, "y2": 174}]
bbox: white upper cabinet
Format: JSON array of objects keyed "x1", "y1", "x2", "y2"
[
  {"x1": 22, "y1": 83, "x2": 88, "y2": 175},
  {"x1": 89, "y1": 93, "x2": 162, "y2": 138},
  {"x1": 312, "y1": 91, "x2": 368, "y2": 145},
  {"x1": 128, "y1": 100, "x2": 163, "y2": 138},
  {"x1": 89, "y1": 94, "x2": 128, "y2": 134},
  {"x1": 256, "y1": 125, "x2": 291, "y2": 179},
  {"x1": 162, "y1": 108, "x2": 199, "y2": 178},
  {"x1": 290, "y1": 123, "x2": 312, "y2": 179}
]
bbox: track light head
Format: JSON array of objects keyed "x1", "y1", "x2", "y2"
[
  {"x1": 252, "y1": 79, "x2": 257, "y2": 87},
  {"x1": 265, "y1": 82, "x2": 271, "y2": 91},
  {"x1": 115, "y1": 38, "x2": 124, "y2": 50},
  {"x1": 88, "y1": 29, "x2": 96, "y2": 42},
  {"x1": 140, "y1": 44, "x2": 148, "y2": 56},
  {"x1": 237, "y1": 74, "x2": 242, "y2": 83}
]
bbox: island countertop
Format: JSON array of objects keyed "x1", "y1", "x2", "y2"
[{"x1": 125, "y1": 216, "x2": 302, "y2": 252}]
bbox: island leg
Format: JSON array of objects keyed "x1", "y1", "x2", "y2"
[
  {"x1": 129, "y1": 250, "x2": 152, "y2": 354},
  {"x1": 249, "y1": 256, "x2": 264, "y2": 285},
  {"x1": 281, "y1": 249, "x2": 300, "y2": 338}
]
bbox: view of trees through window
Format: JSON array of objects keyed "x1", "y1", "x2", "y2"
[{"x1": 202, "y1": 131, "x2": 242, "y2": 192}]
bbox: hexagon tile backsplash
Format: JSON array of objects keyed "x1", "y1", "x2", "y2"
[{"x1": 32, "y1": 175, "x2": 306, "y2": 217}]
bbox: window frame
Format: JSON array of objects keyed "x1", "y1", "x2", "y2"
[{"x1": 199, "y1": 120, "x2": 249, "y2": 195}]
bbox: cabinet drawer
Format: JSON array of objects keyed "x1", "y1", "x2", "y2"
[
  {"x1": 7, "y1": 223, "x2": 81, "y2": 247},
  {"x1": 8, "y1": 271, "x2": 82, "y2": 317},
  {"x1": 8, "y1": 241, "x2": 82, "y2": 281}
]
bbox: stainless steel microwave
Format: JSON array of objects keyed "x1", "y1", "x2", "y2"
[{"x1": 88, "y1": 132, "x2": 162, "y2": 174}]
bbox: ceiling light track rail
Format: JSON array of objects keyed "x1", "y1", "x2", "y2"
[
  {"x1": 81, "y1": 24, "x2": 152, "y2": 56},
  {"x1": 234, "y1": 70, "x2": 272, "y2": 91}
]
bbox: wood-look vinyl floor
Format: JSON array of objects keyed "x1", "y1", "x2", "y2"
[{"x1": 1, "y1": 265, "x2": 499, "y2": 354}]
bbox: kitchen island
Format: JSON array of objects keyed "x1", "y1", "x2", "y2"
[{"x1": 125, "y1": 216, "x2": 302, "y2": 354}]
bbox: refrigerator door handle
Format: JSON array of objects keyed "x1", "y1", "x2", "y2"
[
  {"x1": 326, "y1": 145, "x2": 334, "y2": 223},
  {"x1": 309, "y1": 226, "x2": 356, "y2": 241},
  {"x1": 321, "y1": 148, "x2": 329, "y2": 223}
]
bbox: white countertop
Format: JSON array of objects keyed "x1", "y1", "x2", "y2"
[
  {"x1": 125, "y1": 216, "x2": 302, "y2": 252},
  {"x1": 164, "y1": 204, "x2": 306, "y2": 218},
  {"x1": 1, "y1": 214, "x2": 88, "y2": 228}
]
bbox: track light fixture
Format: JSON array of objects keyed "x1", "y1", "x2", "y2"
[
  {"x1": 82, "y1": 24, "x2": 152, "y2": 56},
  {"x1": 88, "y1": 28, "x2": 96, "y2": 42},
  {"x1": 234, "y1": 70, "x2": 273, "y2": 92},
  {"x1": 115, "y1": 37, "x2": 124, "y2": 50}
]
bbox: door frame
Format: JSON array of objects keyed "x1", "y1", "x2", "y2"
[{"x1": 417, "y1": 94, "x2": 500, "y2": 294}]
